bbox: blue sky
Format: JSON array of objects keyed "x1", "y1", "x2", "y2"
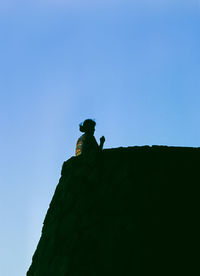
[{"x1": 0, "y1": 1, "x2": 200, "y2": 275}]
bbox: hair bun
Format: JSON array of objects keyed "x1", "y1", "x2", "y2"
[{"x1": 79, "y1": 124, "x2": 85, "y2": 132}]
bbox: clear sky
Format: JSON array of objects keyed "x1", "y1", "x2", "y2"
[{"x1": 0, "y1": 1, "x2": 199, "y2": 275}]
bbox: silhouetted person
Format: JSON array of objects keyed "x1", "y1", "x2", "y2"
[{"x1": 75, "y1": 119, "x2": 105, "y2": 156}]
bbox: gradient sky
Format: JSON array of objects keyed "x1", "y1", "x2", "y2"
[{"x1": 0, "y1": 1, "x2": 200, "y2": 275}]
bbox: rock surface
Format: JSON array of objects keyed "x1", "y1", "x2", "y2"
[{"x1": 27, "y1": 146, "x2": 200, "y2": 276}]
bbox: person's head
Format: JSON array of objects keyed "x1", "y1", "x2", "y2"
[{"x1": 79, "y1": 119, "x2": 96, "y2": 135}]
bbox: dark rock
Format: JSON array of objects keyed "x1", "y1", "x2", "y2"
[{"x1": 27, "y1": 146, "x2": 200, "y2": 276}]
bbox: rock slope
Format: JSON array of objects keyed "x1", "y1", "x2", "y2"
[{"x1": 27, "y1": 146, "x2": 200, "y2": 276}]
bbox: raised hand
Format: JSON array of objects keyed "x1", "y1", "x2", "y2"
[{"x1": 100, "y1": 136, "x2": 105, "y2": 144}]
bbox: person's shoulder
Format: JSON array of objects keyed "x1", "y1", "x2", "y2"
[
  {"x1": 79, "y1": 134, "x2": 86, "y2": 139},
  {"x1": 77, "y1": 134, "x2": 85, "y2": 142},
  {"x1": 81, "y1": 134, "x2": 86, "y2": 140}
]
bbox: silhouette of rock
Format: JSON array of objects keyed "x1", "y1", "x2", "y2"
[{"x1": 27, "y1": 146, "x2": 200, "y2": 276}]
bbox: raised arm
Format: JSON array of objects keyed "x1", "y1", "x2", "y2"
[{"x1": 99, "y1": 136, "x2": 105, "y2": 150}]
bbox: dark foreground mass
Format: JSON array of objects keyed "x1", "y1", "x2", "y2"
[{"x1": 27, "y1": 146, "x2": 200, "y2": 276}]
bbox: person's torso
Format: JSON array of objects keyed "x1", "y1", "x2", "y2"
[{"x1": 75, "y1": 134, "x2": 98, "y2": 156}]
